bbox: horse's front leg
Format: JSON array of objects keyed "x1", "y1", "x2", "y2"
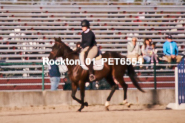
[
  {"x1": 78, "y1": 81, "x2": 88, "y2": 112},
  {"x1": 71, "y1": 82, "x2": 83, "y2": 105}
]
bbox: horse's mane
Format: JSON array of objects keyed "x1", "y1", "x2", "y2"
[
  {"x1": 59, "y1": 40, "x2": 79, "y2": 58},
  {"x1": 68, "y1": 48, "x2": 81, "y2": 56},
  {"x1": 60, "y1": 41, "x2": 73, "y2": 52}
]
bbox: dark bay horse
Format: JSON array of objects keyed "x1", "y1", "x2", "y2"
[{"x1": 48, "y1": 37, "x2": 144, "y2": 111}]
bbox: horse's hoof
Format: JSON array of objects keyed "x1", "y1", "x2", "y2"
[
  {"x1": 127, "y1": 103, "x2": 132, "y2": 108},
  {"x1": 105, "y1": 106, "x2": 109, "y2": 111},
  {"x1": 84, "y1": 102, "x2": 88, "y2": 107},
  {"x1": 77, "y1": 109, "x2": 81, "y2": 112}
]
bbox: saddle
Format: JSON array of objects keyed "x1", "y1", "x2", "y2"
[{"x1": 79, "y1": 49, "x2": 104, "y2": 70}]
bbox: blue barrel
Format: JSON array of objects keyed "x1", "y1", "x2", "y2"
[{"x1": 178, "y1": 57, "x2": 185, "y2": 104}]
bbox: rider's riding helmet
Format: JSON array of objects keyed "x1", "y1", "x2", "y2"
[{"x1": 81, "y1": 19, "x2": 90, "y2": 28}]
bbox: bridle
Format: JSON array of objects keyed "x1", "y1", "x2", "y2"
[{"x1": 50, "y1": 42, "x2": 62, "y2": 59}]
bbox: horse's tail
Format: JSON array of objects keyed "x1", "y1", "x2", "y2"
[{"x1": 127, "y1": 64, "x2": 145, "y2": 92}]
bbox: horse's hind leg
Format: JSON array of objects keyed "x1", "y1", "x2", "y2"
[
  {"x1": 105, "y1": 76, "x2": 118, "y2": 111},
  {"x1": 118, "y1": 78, "x2": 131, "y2": 108}
]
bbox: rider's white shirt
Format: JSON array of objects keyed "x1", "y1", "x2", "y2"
[{"x1": 84, "y1": 28, "x2": 90, "y2": 33}]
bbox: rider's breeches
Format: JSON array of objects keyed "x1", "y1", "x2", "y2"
[{"x1": 82, "y1": 46, "x2": 98, "y2": 61}]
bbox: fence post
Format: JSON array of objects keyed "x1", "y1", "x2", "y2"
[
  {"x1": 154, "y1": 61, "x2": 157, "y2": 90},
  {"x1": 175, "y1": 67, "x2": 179, "y2": 107},
  {"x1": 178, "y1": 57, "x2": 185, "y2": 104},
  {"x1": 42, "y1": 64, "x2": 45, "y2": 90}
]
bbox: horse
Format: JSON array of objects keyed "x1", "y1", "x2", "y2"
[{"x1": 48, "y1": 37, "x2": 144, "y2": 112}]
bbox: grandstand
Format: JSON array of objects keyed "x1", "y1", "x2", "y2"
[{"x1": 0, "y1": 0, "x2": 185, "y2": 90}]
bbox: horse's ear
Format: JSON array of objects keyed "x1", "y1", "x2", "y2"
[
  {"x1": 58, "y1": 37, "x2": 62, "y2": 42},
  {"x1": 54, "y1": 37, "x2": 57, "y2": 43}
]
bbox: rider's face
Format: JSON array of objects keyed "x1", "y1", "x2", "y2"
[{"x1": 82, "y1": 27, "x2": 88, "y2": 32}]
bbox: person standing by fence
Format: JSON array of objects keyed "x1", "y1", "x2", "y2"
[{"x1": 48, "y1": 60, "x2": 61, "y2": 91}]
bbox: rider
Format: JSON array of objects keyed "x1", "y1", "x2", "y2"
[{"x1": 80, "y1": 19, "x2": 98, "y2": 82}]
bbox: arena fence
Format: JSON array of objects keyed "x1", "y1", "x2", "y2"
[
  {"x1": 167, "y1": 58, "x2": 185, "y2": 110},
  {"x1": 0, "y1": 0, "x2": 184, "y2": 91},
  {"x1": 0, "y1": 61, "x2": 178, "y2": 91},
  {"x1": 178, "y1": 58, "x2": 185, "y2": 105}
]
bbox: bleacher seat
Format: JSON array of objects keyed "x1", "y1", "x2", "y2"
[{"x1": 0, "y1": 0, "x2": 185, "y2": 90}]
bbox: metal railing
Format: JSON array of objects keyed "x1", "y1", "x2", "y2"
[
  {"x1": 0, "y1": 0, "x2": 184, "y2": 5},
  {"x1": 0, "y1": 60, "x2": 178, "y2": 91}
]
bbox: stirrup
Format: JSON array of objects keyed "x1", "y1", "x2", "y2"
[{"x1": 89, "y1": 74, "x2": 96, "y2": 82}]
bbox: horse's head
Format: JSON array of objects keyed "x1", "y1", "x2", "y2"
[{"x1": 48, "y1": 37, "x2": 65, "y2": 60}]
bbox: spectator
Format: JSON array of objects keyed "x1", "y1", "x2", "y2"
[
  {"x1": 57, "y1": 57, "x2": 68, "y2": 78},
  {"x1": 48, "y1": 59, "x2": 61, "y2": 91},
  {"x1": 127, "y1": 32, "x2": 139, "y2": 41},
  {"x1": 141, "y1": 38, "x2": 153, "y2": 65},
  {"x1": 85, "y1": 81, "x2": 99, "y2": 90},
  {"x1": 10, "y1": 28, "x2": 25, "y2": 50},
  {"x1": 163, "y1": 35, "x2": 182, "y2": 64},
  {"x1": 127, "y1": 37, "x2": 143, "y2": 64},
  {"x1": 149, "y1": 38, "x2": 153, "y2": 45},
  {"x1": 9, "y1": 28, "x2": 26, "y2": 61},
  {"x1": 144, "y1": 0, "x2": 153, "y2": 5},
  {"x1": 151, "y1": 43, "x2": 159, "y2": 65},
  {"x1": 138, "y1": 12, "x2": 145, "y2": 19},
  {"x1": 126, "y1": 0, "x2": 134, "y2": 5}
]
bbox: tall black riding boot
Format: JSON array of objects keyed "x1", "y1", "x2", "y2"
[{"x1": 87, "y1": 62, "x2": 96, "y2": 82}]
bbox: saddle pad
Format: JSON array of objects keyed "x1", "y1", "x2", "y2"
[{"x1": 79, "y1": 53, "x2": 104, "y2": 70}]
